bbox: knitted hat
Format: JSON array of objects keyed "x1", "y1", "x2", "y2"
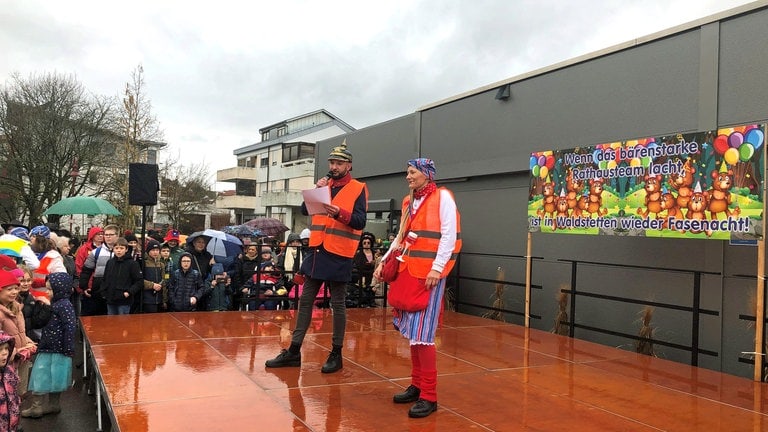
[
  {"x1": 328, "y1": 140, "x2": 352, "y2": 162},
  {"x1": 145, "y1": 239, "x2": 161, "y2": 253},
  {"x1": 124, "y1": 232, "x2": 138, "y2": 243},
  {"x1": 286, "y1": 233, "x2": 302, "y2": 243},
  {"x1": 0, "y1": 270, "x2": 18, "y2": 290},
  {"x1": 30, "y1": 225, "x2": 51, "y2": 238},
  {"x1": 164, "y1": 229, "x2": 181, "y2": 242},
  {"x1": 300, "y1": 228, "x2": 311, "y2": 240},
  {"x1": 9, "y1": 227, "x2": 30, "y2": 241}
]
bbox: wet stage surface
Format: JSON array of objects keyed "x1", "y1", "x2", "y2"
[{"x1": 81, "y1": 309, "x2": 768, "y2": 431}]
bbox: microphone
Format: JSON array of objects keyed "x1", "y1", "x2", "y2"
[{"x1": 324, "y1": 170, "x2": 333, "y2": 180}]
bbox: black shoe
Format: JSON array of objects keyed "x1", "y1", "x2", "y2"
[
  {"x1": 321, "y1": 351, "x2": 343, "y2": 373},
  {"x1": 393, "y1": 385, "x2": 420, "y2": 404},
  {"x1": 408, "y1": 399, "x2": 437, "y2": 418},
  {"x1": 265, "y1": 349, "x2": 301, "y2": 368}
]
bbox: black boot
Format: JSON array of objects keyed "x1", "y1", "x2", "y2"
[
  {"x1": 321, "y1": 351, "x2": 343, "y2": 373},
  {"x1": 393, "y1": 385, "x2": 420, "y2": 404},
  {"x1": 408, "y1": 399, "x2": 437, "y2": 418},
  {"x1": 265, "y1": 349, "x2": 301, "y2": 368}
]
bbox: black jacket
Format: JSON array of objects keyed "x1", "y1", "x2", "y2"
[{"x1": 102, "y1": 255, "x2": 143, "y2": 305}]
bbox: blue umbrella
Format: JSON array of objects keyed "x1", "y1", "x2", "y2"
[{"x1": 187, "y1": 229, "x2": 243, "y2": 259}]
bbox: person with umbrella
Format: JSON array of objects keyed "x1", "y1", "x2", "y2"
[{"x1": 265, "y1": 141, "x2": 368, "y2": 374}]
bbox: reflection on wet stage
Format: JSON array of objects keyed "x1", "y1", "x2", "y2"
[{"x1": 81, "y1": 308, "x2": 768, "y2": 431}]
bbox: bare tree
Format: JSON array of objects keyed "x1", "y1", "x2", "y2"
[
  {"x1": 0, "y1": 72, "x2": 113, "y2": 225},
  {"x1": 105, "y1": 64, "x2": 164, "y2": 229},
  {"x1": 158, "y1": 158, "x2": 216, "y2": 229}
]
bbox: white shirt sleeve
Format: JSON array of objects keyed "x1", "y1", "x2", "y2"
[
  {"x1": 431, "y1": 189, "x2": 457, "y2": 274},
  {"x1": 20, "y1": 245, "x2": 40, "y2": 270}
]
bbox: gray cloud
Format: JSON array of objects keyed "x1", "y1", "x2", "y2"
[{"x1": 0, "y1": 0, "x2": 751, "y2": 175}]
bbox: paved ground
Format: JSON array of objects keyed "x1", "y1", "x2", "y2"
[{"x1": 19, "y1": 328, "x2": 110, "y2": 432}]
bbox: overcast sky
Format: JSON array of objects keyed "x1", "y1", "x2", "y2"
[{"x1": 0, "y1": 0, "x2": 756, "y2": 187}]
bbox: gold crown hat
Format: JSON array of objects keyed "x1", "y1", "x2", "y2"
[{"x1": 328, "y1": 139, "x2": 353, "y2": 162}]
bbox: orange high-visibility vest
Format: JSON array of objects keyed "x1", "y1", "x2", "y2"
[
  {"x1": 400, "y1": 187, "x2": 461, "y2": 278},
  {"x1": 309, "y1": 179, "x2": 368, "y2": 258}
]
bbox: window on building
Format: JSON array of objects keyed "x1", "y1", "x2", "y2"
[
  {"x1": 261, "y1": 131, "x2": 270, "y2": 141},
  {"x1": 277, "y1": 126, "x2": 287, "y2": 137},
  {"x1": 282, "y1": 142, "x2": 315, "y2": 163},
  {"x1": 238, "y1": 157, "x2": 255, "y2": 168},
  {"x1": 260, "y1": 156, "x2": 269, "y2": 167},
  {"x1": 236, "y1": 180, "x2": 256, "y2": 196},
  {"x1": 146, "y1": 149, "x2": 157, "y2": 165}
]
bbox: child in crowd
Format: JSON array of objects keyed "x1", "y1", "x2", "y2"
[
  {"x1": 0, "y1": 331, "x2": 21, "y2": 431},
  {"x1": 23, "y1": 272, "x2": 76, "y2": 419},
  {"x1": 142, "y1": 240, "x2": 167, "y2": 313},
  {"x1": 206, "y1": 265, "x2": 232, "y2": 312},
  {"x1": 15, "y1": 266, "x2": 50, "y2": 344},
  {"x1": 0, "y1": 270, "x2": 36, "y2": 398},
  {"x1": 242, "y1": 261, "x2": 285, "y2": 310},
  {"x1": 101, "y1": 238, "x2": 143, "y2": 315},
  {"x1": 167, "y1": 252, "x2": 205, "y2": 312},
  {"x1": 160, "y1": 244, "x2": 173, "y2": 291}
]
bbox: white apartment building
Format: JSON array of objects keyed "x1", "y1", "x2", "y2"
[{"x1": 216, "y1": 109, "x2": 354, "y2": 236}]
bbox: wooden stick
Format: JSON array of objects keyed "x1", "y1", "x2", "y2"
[
  {"x1": 525, "y1": 231, "x2": 532, "y2": 328},
  {"x1": 755, "y1": 128, "x2": 767, "y2": 382}
]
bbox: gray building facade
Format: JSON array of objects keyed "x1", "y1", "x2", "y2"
[{"x1": 318, "y1": 2, "x2": 768, "y2": 379}]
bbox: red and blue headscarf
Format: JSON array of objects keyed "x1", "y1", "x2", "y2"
[{"x1": 407, "y1": 158, "x2": 435, "y2": 180}]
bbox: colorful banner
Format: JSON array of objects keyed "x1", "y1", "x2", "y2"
[{"x1": 528, "y1": 124, "x2": 765, "y2": 240}]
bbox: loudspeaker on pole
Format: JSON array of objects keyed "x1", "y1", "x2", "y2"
[{"x1": 129, "y1": 163, "x2": 159, "y2": 206}]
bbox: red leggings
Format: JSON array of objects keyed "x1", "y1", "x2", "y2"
[{"x1": 410, "y1": 344, "x2": 437, "y2": 402}]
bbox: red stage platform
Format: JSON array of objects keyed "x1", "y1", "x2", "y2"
[{"x1": 80, "y1": 308, "x2": 768, "y2": 431}]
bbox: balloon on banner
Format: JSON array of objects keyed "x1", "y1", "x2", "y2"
[
  {"x1": 630, "y1": 158, "x2": 642, "y2": 167},
  {"x1": 538, "y1": 155, "x2": 546, "y2": 167},
  {"x1": 530, "y1": 156, "x2": 538, "y2": 169},
  {"x1": 539, "y1": 165, "x2": 549, "y2": 179},
  {"x1": 724, "y1": 147, "x2": 739, "y2": 165},
  {"x1": 592, "y1": 149, "x2": 602, "y2": 164},
  {"x1": 713, "y1": 134, "x2": 729, "y2": 154},
  {"x1": 745, "y1": 128, "x2": 764, "y2": 150},
  {"x1": 532, "y1": 165, "x2": 540, "y2": 177},
  {"x1": 728, "y1": 131, "x2": 744, "y2": 148},
  {"x1": 738, "y1": 143, "x2": 754, "y2": 161},
  {"x1": 545, "y1": 155, "x2": 555, "y2": 170},
  {"x1": 607, "y1": 160, "x2": 617, "y2": 169}
]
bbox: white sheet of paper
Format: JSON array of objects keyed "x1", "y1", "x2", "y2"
[{"x1": 302, "y1": 186, "x2": 331, "y2": 215}]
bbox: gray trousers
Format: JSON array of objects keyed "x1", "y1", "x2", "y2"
[{"x1": 291, "y1": 277, "x2": 347, "y2": 348}]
